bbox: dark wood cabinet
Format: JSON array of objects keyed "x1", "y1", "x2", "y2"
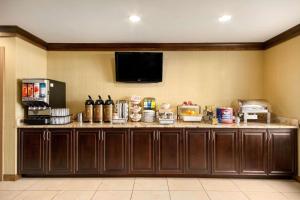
[
  {"x1": 18, "y1": 127, "x2": 297, "y2": 177},
  {"x1": 185, "y1": 129, "x2": 210, "y2": 174},
  {"x1": 18, "y1": 129, "x2": 46, "y2": 175},
  {"x1": 240, "y1": 129, "x2": 268, "y2": 175},
  {"x1": 130, "y1": 129, "x2": 156, "y2": 174},
  {"x1": 157, "y1": 129, "x2": 183, "y2": 174},
  {"x1": 102, "y1": 129, "x2": 128, "y2": 174},
  {"x1": 47, "y1": 129, "x2": 73, "y2": 175},
  {"x1": 268, "y1": 129, "x2": 296, "y2": 176},
  {"x1": 211, "y1": 129, "x2": 239, "y2": 175},
  {"x1": 74, "y1": 129, "x2": 100, "y2": 174}
]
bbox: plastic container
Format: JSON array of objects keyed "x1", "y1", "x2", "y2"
[
  {"x1": 217, "y1": 107, "x2": 233, "y2": 124},
  {"x1": 93, "y1": 95, "x2": 104, "y2": 122},
  {"x1": 84, "y1": 95, "x2": 94, "y2": 122},
  {"x1": 103, "y1": 95, "x2": 114, "y2": 122}
]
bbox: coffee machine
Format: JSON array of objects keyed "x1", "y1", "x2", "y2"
[{"x1": 21, "y1": 79, "x2": 66, "y2": 125}]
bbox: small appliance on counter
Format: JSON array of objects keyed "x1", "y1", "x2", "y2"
[
  {"x1": 83, "y1": 95, "x2": 94, "y2": 123},
  {"x1": 103, "y1": 95, "x2": 114, "y2": 123},
  {"x1": 93, "y1": 96, "x2": 104, "y2": 123},
  {"x1": 130, "y1": 96, "x2": 142, "y2": 122},
  {"x1": 233, "y1": 99, "x2": 271, "y2": 124},
  {"x1": 112, "y1": 100, "x2": 129, "y2": 124},
  {"x1": 21, "y1": 79, "x2": 66, "y2": 125},
  {"x1": 158, "y1": 103, "x2": 175, "y2": 125},
  {"x1": 177, "y1": 101, "x2": 202, "y2": 122}
]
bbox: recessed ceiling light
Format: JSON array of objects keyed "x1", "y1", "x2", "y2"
[
  {"x1": 218, "y1": 15, "x2": 232, "y2": 23},
  {"x1": 129, "y1": 15, "x2": 141, "y2": 23}
]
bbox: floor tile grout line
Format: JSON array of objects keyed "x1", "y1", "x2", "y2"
[
  {"x1": 49, "y1": 190, "x2": 61, "y2": 200},
  {"x1": 166, "y1": 178, "x2": 172, "y2": 200},
  {"x1": 198, "y1": 178, "x2": 213, "y2": 200},
  {"x1": 6, "y1": 179, "x2": 42, "y2": 200},
  {"x1": 95, "y1": 179, "x2": 103, "y2": 190},
  {"x1": 231, "y1": 179, "x2": 251, "y2": 200},
  {"x1": 129, "y1": 177, "x2": 136, "y2": 200},
  {"x1": 11, "y1": 190, "x2": 24, "y2": 200},
  {"x1": 264, "y1": 180, "x2": 299, "y2": 197},
  {"x1": 89, "y1": 190, "x2": 98, "y2": 200},
  {"x1": 90, "y1": 179, "x2": 102, "y2": 200},
  {"x1": 264, "y1": 179, "x2": 285, "y2": 194}
]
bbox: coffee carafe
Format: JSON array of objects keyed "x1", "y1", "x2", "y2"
[
  {"x1": 84, "y1": 95, "x2": 94, "y2": 122},
  {"x1": 93, "y1": 95, "x2": 104, "y2": 123},
  {"x1": 103, "y1": 95, "x2": 114, "y2": 123}
]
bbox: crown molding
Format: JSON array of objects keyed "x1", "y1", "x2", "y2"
[
  {"x1": 0, "y1": 25, "x2": 47, "y2": 50},
  {"x1": 46, "y1": 42, "x2": 264, "y2": 51},
  {"x1": 264, "y1": 24, "x2": 300, "y2": 49},
  {"x1": 1, "y1": 24, "x2": 299, "y2": 51}
]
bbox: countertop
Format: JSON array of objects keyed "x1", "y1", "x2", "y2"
[{"x1": 17, "y1": 121, "x2": 298, "y2": 129}]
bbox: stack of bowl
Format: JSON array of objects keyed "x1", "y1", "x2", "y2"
[{"x1": 143, "y1": 110, "x2": 156, "y2": 123}]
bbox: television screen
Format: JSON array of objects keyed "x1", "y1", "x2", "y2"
[{"x1": 115, "y1": 52, "x2": 163, "y2": 83}]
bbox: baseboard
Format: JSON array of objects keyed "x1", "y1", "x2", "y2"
[{"x1": 3, "y1": 174, "x2": 21, "y2": 181}]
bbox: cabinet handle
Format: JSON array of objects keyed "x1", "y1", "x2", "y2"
[
  {"x1": 102, "y1": 132, "x2": 104, "y2": 141},
  {"x1": 47, "y1": 131, "x2": 50, "y2": 141},
  {"x1": 98, "y1": 132, "x2": 101, "y2": 141},
  {"x1": 208, "y1": 132, "x2": 210, "y2": 141},
  {"x1": 43, "y1": 131, "x2": 46, "y2": 141},
  {"x1": 156, "y1": 132, "x2": 159, "y2": 141}
]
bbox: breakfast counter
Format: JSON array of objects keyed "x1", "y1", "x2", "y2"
[
  {"x1": 17, "y1": 121, "x2": 298, "y2": 129},
  {"x1": 17, "y1": 120, "x2": 298, "y2": 178}
]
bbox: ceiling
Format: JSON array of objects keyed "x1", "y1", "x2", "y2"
[{"x1": 0, "y1": 0, "x2": 300, "y2": 43}]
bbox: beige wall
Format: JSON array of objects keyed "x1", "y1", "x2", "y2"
[
  {"x1": 47, "y1": 51, "x2": 264, "y2": 114},
  {"x1": 1, "y1": 35, "x2": 300, "y2": 176},
  {"x1": 0, "y1": 37, "x2": 17, "y2": 175},
  {"x1": 0, "y1": 38, "x2": 47, "y2": 174},
  {"x1": 15, "y1": 38, "x2": 47, "y2": 120},
  {"x1": 263, "y1": 35, "x2": 300, "y2": 174}
]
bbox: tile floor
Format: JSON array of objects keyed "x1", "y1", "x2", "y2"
[{"x1": 0, "y1": 178, "x2": 299, "y2": 200}]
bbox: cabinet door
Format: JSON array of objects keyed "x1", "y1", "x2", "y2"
[
  {"x1": 240, "y1": 129, "x2": 268, "y2": 175},
  {"x1": 130, "y1": 129, "x2": 156, "y2": 174},
  {"x1": 157, "y1": 129, "x2": 183, "y2": 174},
  {"x1": 268, "y1": 129, "x2": 296, "y2": 176},
  {"x1": 47, "y1": 129, "x2": 73, "y2": 175},
  {"x1": 185, "y1": 129, "x2": 210, "y2": 174},
  {"x1": 75, "y1": 129, "x2": 100, "y2": 174},
  {"x1": 102, "y1": 129, "x2": 128, "y2": 174},
  {"x1": 211, "y1": 129, "x2": 239, "y2": 175},
  {"x1": 18, "y1": 129, "x2": 46, "y2": 175}
]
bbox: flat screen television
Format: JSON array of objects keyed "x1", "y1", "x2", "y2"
[{"x1": 115, "y1": 52, "x2": 163, "y2": 83}]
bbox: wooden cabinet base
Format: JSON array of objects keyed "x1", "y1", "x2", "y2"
[{"x1": 18, "y1": 127, "x2": 297, "y2": 178}]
